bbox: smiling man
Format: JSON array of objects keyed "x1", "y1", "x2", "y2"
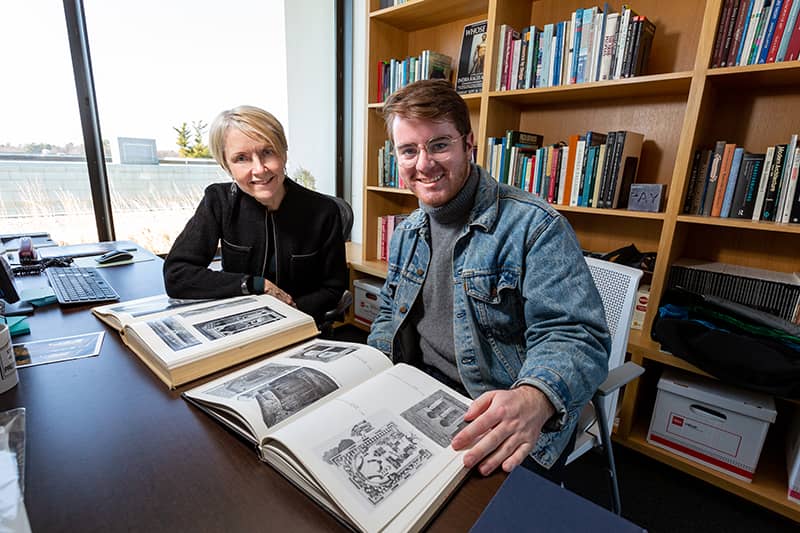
[{"x1": 367, "y1": 80, "x2": 611, "y2": 480}]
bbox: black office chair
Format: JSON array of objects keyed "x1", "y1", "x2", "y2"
[{"x1": 319, "y1": 195, "x2": 354, "y2": 338}]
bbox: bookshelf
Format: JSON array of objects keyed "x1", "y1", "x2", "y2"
[{"x1": 358, "y1": 0, "x2": 800, "y2": 521}]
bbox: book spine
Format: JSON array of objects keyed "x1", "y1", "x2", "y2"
[
  {"x1": 702, "y1": 141, "x2": 727, "y2": 215},
  {"x1": 761, "y1": 143, "x2": 787, "y2": 220},
  {"x1": 787, "y1": 7, "x2": 800, "y2": 59},
  {"x1": 557, "y1": 146, "x2": 570, "y2": 204},
  {"x1": 713, "y1": 0, "x2": 736, "y2": 67},
  {"x1": 759, "y1": 0, "x2": 786, "y2": 62},
  {"x1": 777, "y1": 0, "x2": 800, "y2": 60},
  {"x1": 597, "y1": 131, "x2": 617, "y2": 208},
  {"x1": 739, "y1": 0, "x2": 766, "y2": 65},
  {"x1": 776, "y1": 133, "x2": 798, "y2": 219},
  {"x1": 604, "y1": 131, "x2": 627, "y2": 208},
  {"x1": 752, "y1": 145, "x2": 776, "y2": 219},
  {"x1": 570, "y1": 139, "x2": 587, "y2": 206},
  {"x1": 711, "y1": 143, "x2": 737, "y2": 216},
  {"x1": 766, "y1": 0, "x2": 793, "y2": 61},
  {"x1": 614, "y1": 6, "x2": 632, "y2": 79},
  {"x1": 735, "y1": 154, "x2": 765, "y2": 218},
  {"x1": 721, "y1": 147, "x2": 745, "y2": 217},
  {"x1": 727, "y1": 0, "x2": 755, "y2": 66},
  {"x1": 721, "y1": 0, "x2": 745, "y2": 66},
  {"x1": 780, "y1": 146, "x2": 800, "y2": 222}
]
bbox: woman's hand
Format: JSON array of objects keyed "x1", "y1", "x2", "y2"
[{"x1": 264, "y1": 280, "x2": 296, "y2": 307}]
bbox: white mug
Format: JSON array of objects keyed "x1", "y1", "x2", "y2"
[{"x1": 0, "y1": 323, "x2": 18, "y2": 393}]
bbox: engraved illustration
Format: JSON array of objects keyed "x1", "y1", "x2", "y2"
[
  {"x1": 209, "y1": 363, "x2": 338, "y2": 427},
  {"x1": 148, "y1": 316, "x2": 201, "y2": 351},
  {"x1": 290, "y1": 343, "x2": 357, "y2": 363},
  {"x1": 194, "y1": 305, "x2": 285, "y2": 340},
  {"x1": 178, "y1": 297, "x2": 258, "y2": 318},
  {"x1": 401, "y1": 390, "x2": 469, "y2": 448},
  {"x1": 108, "y1": 295, "x2": 208, "y2": 318},
  {"x1": 323, "y1": 419, "x2": 432, "y2": 506}
]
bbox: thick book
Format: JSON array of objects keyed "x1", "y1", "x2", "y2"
[
  {"x1": 604, "y1": 131, "x2": 645, "y2": 209},
  {"x1": 470, "y1": 466, "x2": 647, "y2": 533},
  {"x1": 92, "y1": 294, "x2": 319, "y2": 389},
  {"x1": 183, "y1": 340, "x2": 472, "y2": 533},
  {"x1": 711, "y1": 143, "x2": 737, "y2": 216},
  {"x1": 456, "y1": 20, "x2": 489, "y2": 94},
  {"x1": 730, "y1": 151, "x2": 766, "y2": 219},
  {"x1": 721, "y1": 146, "x2": 745, "y2": 217},
  {"x1": 761, "y1": 143, "x2": 788, "y2": 220},
  {"x1": 701, "y1": 140, "x2": 728, "y2": 216}
]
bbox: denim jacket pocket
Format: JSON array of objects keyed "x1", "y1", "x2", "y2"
[
  {"x1": 221, "y1": 239, "x2": 252, "y2": 273},
  {"x1": 462, "y1": 269, "x2": 525, "y2": 337}
]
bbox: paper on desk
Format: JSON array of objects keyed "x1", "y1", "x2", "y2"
[{"x1": 19, "y1": 287, "x2": 56, "y2": 307}]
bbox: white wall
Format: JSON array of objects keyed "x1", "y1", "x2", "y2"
[
  {"x1": 284, "y1": 0, "x2": 336, "y2": 196},
  {"x1": 350, "y1": 0, "x2": 366, "y2": 244}
]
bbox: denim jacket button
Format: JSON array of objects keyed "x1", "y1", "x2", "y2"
[
  {"x1": 399, "y1": 305, "x2": 408, "y2": 313},
  {"x1": 416, "y1": 268, "x2": 424, "y2": 276}
]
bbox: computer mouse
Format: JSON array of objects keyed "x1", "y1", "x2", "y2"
[{"x1": 96, "y1": 250, "x2": 133, "y2": 264}]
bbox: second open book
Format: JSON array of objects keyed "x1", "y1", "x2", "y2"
[{"x1": 183, "y1": 340, "x2": 472, "y2": 533}]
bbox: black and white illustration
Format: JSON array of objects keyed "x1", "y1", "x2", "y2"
[
  {"x1": 178, "y1": 297, "x2": 258, "y2": 319},
  {"x1": 148, "y1": 316, "x2": 201, "y2": 351},
  {"x1": 209, "y1": 363, "x2": 338, "y2": 427},
  {"x1": 401, "y1": 390, "x2": 469, "y2": 448},
  {"x1": 194, "y1": 305, "x2": 285, "y2": 340},
  {"x1": 322, "y1": 419, "x2": 432, "y2": 506},
  {"x1": 290, "y1": 343, "x2": 357, "y2": 363},
  {"x1": 107, "y1": 296, "x2": 207, "y2": 318}
]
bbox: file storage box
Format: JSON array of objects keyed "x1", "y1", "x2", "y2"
[
  {"x1": 647, "y1": 369, "x2": 776, "y2": 482},
  {"x1": 353, "y1": 278, "x2": 384, "y2": 326}
]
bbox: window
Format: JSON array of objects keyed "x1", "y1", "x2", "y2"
[{"x1": 0, "y1": 2, "x2": 96, "y2": 245}]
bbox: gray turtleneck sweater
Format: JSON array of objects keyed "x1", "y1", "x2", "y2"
[{"x1": 412, "y1": 166, "x2": 479, "y2": 387}]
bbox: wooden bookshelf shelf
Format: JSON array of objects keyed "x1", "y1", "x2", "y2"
[
  {"x1": 371, "y1": 0, "x2": 489, "y2": 30},
  {"x1": 489, "y1": 71, "x2": 693, "y2": 106},
  {"x1": 677, "y1": 215, "x2": 800, "y2": 234},
  {"x1": 361, "y1": 0, "x2": 800, "y2": 520},
  {"x1": 555, "y1": 204, "x2": 666, "y2": 220},
  {"x1": 707, "y1": 61, "x2": 800, "y2": 89}
]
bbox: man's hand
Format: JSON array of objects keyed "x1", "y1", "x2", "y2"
[
  {"x1": 264, "y1": 280, "x2": 296, "y2": 307},
  {"x1": 451, "y1": 385, "x2": 555, "y2": 476}
]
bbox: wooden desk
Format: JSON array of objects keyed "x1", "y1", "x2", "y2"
[{"x1": 1, "y1": 251, "x2": 503, "y2": 531}]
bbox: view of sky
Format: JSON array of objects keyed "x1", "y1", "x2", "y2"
[{"x1": 1, "y1": 0, "x2": 288, "y2": 153}]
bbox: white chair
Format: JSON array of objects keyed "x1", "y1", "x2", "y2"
[{"x1": 565, "y1": 257, "x2": 644, "y2": 515}]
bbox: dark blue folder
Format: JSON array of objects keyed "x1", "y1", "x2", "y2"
[{"x1": 470, "y1": 467, "x2": 647, "y2": 532}]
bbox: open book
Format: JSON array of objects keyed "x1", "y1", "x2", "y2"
[
  {"x1": 92, "y1": 294, "x2": 318, "y2": 388},
  {"x1": 183, "y1": 340, "x2": 472, "y2": 533}
]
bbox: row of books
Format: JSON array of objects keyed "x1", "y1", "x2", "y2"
[
  {"x1": 378, "y1": 0, "x2": 407, "y2": 8},
  {"x1": 376, "y1": 50, "x2": 453, "y2": 103},
  {"x1": 495, "y1": 4, "x2": 655, "y2": 91},
  {"x1": 711, "y1": 0, "x2": 800, "y2": 68},
  {"x1": 667, "y1": 259, "x2": 800, "y2": 323},
  {"x1": 376, "y1": 214, "x2": 408, "y2": 262},
  {"x1": 485, "y1": 129, "x2": 645, "y2": 210},
  {"x1": 683, "y1": 135, "x2": 800, "y2": 223},
  {"x1": 377, "y1": 140, "x2": 401, "y2": 189}
]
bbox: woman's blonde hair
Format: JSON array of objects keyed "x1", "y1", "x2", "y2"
[{"x1": 209, "y1": 105, "x2": 288, "y2": 174}]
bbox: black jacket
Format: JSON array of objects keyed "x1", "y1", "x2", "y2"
[{"x1": 163, "y1": 179, "x2": 347, "y2": 324}]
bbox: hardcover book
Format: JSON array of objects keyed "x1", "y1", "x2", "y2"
[
  {"x1": 183, "y1": 340, "x2": 472, "y2": 533},
  {"x1": 92, "y1": 294, "x2": 319, "y2": 388}
]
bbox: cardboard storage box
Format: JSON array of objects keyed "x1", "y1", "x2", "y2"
[
  {"x1": 647, "y1": 369, "x2": 776, "y2": 482},
  {"x1": 353, "y1": 278, "x2": 384, "y2": 327},
  {"x1": 787, "y1": 409, "x2": 800, "y2": 505}
]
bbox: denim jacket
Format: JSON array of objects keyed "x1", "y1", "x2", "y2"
[{"x1": 367, "y1": 165, "x2": 611, "y2": 468}]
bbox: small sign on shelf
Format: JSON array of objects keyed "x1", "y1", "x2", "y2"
[{"x1": 628, "y1": 183, "x2": 665, "y2": 212}]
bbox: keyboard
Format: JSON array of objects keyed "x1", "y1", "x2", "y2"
[{"x1": 45, "y1": 266, "x2": 120, "y2": 305}]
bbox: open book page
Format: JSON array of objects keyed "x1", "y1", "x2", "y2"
[
  {"x1": 92, "y1": 294, "x2": 211, "y2": 330},
  {"x1": 183, "y1": 341, "x2": 393, "y2": 444},
  {"x1": 120, "y1": 295, "x2": 313, "y2": 370},
  {"x1": 264, "y1": 364, "x2": 472, "y2": 533}
]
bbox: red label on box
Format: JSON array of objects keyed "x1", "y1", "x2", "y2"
[{"x1": 671, "y1": 415, "x2": 684, "y2": 427}]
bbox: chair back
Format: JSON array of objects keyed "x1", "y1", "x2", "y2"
[
  {"x1": 329, "y1": 195, "x2": 354, "y2": 241},
  {"x1": 584, "y1": 257, "x2": 643, "y2": 437}
]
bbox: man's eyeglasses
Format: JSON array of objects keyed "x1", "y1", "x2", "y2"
[{"x1": 393, "y1": 134, "x2": 467, "y2": 167}]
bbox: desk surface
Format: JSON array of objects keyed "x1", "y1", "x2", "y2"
[{"x1": 1, "y1": 249, "x2": 503, "y2": 532}]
